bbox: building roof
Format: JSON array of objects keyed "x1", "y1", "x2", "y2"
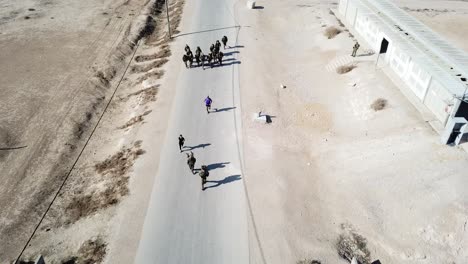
[{"x1": 355, "y1": 0, "x2": 468, "y2": 98}]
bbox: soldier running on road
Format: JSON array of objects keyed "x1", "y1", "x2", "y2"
[
  {"x1": 186, "y1": 151, "x2": 196, "y2": 174},
  {"x1": 218, "y1": 51, "x2": 224, "y2": 65},
  {"x1": 199, "y1": 165, "x2": 209, "y2": 190},
  {"x1": 178, "y1": 135, "x2": 185, "y2": 152},
  {"x1": 210, "y1": 44, "x2": 215, "y2": 54},
  {"x1": 207, "y1": 53, "x2": 213, "y2": 68},
  {"x1": 204, "y1": 96, "x2": 213, "y2": 113},
  {"x1": 213, "y1": 42, "x2": 220, "y2": 58},
  {"x1": 221, "y1": 36, "x2": 228, "y2": 49}
]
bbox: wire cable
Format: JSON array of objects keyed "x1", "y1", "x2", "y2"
[{"x1": 14, "y1": 39, "x2": 142, "y2": 264}]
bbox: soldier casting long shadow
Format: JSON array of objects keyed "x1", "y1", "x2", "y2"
[
  {"x1": 206, "y1": 162, "x2": 230, "y2": 170},
  {"x1": 204, "y1": 175, "x2": 242, "y2": 190},
  {"x1": 185, "y1": 143, "x2": 211, "y2": 151}
]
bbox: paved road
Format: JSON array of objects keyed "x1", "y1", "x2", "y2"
[{"x1": 134, "y1": 0, "x2": 249, "y2": 263}]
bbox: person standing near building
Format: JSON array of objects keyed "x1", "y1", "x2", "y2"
[
  {"x1": 178, "y1": 134, "x2": 185, "y2": 152},
  {"x1": 352, "y1": 42, "x2": 360, "y2": 57}
]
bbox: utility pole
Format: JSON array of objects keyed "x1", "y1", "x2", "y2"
[{"x1": 165, "y1": 0, "x2": 172, "y2": 38}]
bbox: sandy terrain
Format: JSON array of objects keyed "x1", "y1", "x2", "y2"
[
  {"x1": 396, "y1": 0, "x2": 468, "y2": 53},
  {"x1": 236, "y1": 0, "x2": 468, "y2": 263},
  {"x1": 2, "y1": 0, "x2": 468, "y2": 263},
  {"x1": 0, "y1": 0, "x2": 185, "y2": 262}
]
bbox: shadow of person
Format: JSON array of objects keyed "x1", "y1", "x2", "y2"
[
  {"x1": 214, "y1": 106, "x2": 236, "y2": 112},
  {"x1": 212, "y1": 60, "x2": 241, "y2": 68},
  {"x1": 185, "y1": 143, "x2": 211, "y2": 151},
  {"x1": 221, "y1": 58, "x2": 236, "y2": 62},
  {"x1": 204, "y1": 175, "x2": 242, "y2": 189},
  {"x1": 223, "y1": 51, "x2": 240, "y2": 56},
  {"x1": 206, "y1": 162, "x2": 230, "y2": 170}
]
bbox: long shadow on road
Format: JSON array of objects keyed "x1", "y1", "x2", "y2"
[
  {"x1": 184, "y1": 143, "x2": 211, "y2": 151},
  {"x1": 214, "y1": 106, "x2": 236, "y2": 113},
  {"x1": 206, "y1": 162, "x2": 230, "y2": 170},
  {"x1": 204, "y1": 175, "x2": 242, "y2": 190}
]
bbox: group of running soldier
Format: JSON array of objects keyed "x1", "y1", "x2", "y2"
[
  {"x1": 182, "y1": 35, "x2": 229, "y2": 70},
  {"x1": 178, "y1": 135, "x2": 210, "y2": 190},
  {"x1": 176, "y1": 94, "x2": 216, "y2": 190},
  {"x1": 177, "y1": 36, "x2": 231, "y2": 190}
]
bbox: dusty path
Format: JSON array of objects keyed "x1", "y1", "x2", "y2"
[{"x1": 133, "y1": 0, "x2": 250, "y2": 263}]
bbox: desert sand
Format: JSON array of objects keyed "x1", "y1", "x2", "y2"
[
  {"x1": 0, "y1": 0, "x2": 184, "y2": 262},
  {"x1": 237, "y1": 0, "x2": 468, "y2": 263},
  {"x1": 2, "y1": 0, "x2": 468, "y2": 263}
]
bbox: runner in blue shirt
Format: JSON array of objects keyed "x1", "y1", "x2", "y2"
[{"x1": 204, "y1": 96, "x2": 212, "y2": 114}]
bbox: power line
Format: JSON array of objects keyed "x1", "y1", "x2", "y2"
[{"x1": 14, "y1": 39, "x2": 142, "y2": 264}]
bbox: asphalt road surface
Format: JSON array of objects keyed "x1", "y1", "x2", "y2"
[{"x1": 134, "y1": 0, "x2": 249, "y2": 263}]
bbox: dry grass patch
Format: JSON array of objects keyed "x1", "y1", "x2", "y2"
[
  {"x1": 337, "y1": 224, "x2": 371, "y2": 264},
  {"x1": 65, "y1": 142, "x2": 145, "y2": 224},
  {"x1": 135, "y1": 46, "x2": 171, "y2": 62},
  {"x1": 336, "y1": 64, "x2": 356, "y2": 74},
  {"x1": 61, "y1": 237, "x2": 107, "y2": 264},
  {"x1": 131, "y1": 58, "x2": 168, "y2": 73},
  {"x1": 324, "y1": 26, "x2": 342, "y2": 39},
  {"x1": 297, "y1": 259, "x2": 322, "y2": 264},
  {"x1": 136, "y1": 70, "x2": 165, "y2": 84},
  {"x1": 118, "y1": 110, "x2": 152, "y2": 129},
  {"x1": 371, "y1": 98, "x2": 387, "y2": 111},
  {"x1": 77, "y1": 237, "x2": 107, "y2": 263},
  {"x1": 125, "y1": 86, "x2": 159, "y2": 104}
]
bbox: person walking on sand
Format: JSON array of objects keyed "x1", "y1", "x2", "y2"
[
  {"x1": 186, "y1": 151, "x2": 196, "y2": 174},
  {"x1": 204, "y1": 96, "x2": 213, "y2": 114},
  {"x1": 352, "y1": 42, "x2": 360, "y2": 57},
  {"x1": 178, "y1": 134, "x2": 185, "y2": 152},
  {"x1": 221, "y1": 36, "x2": 228, "y2": 49}
]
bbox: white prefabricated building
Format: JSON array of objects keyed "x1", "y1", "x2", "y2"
[{"x1": 338, "y1": 0, "x2": 468, "y2": 144}]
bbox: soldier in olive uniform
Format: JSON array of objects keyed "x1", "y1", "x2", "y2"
[
  {"x1": 186, "y1": 151, "x2": 196, "y2": 174},
  {"x1": 352, "y1": 42, "x2": 360, "y2": 57},
  {"x1": 199, "y1": 165, "x2": 209, "y2": 190}
]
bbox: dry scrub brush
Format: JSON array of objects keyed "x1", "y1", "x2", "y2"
[
  {"x1": 325, "y1": 26, "x2": 342, "y2": 39},
  {"x1": 371, "y1": 98, "x2": 387, "y2": 111},
  {"x1": 118, "y1": 110, "x2": 152, "y2": 129},
  {"x1": 336, "y1": 64, "x2": 356, "y2": 74},
  {"x1": 65, "y1": 142, "x2": 145, "y2": 224},
  {"x1": 297, "y1": 259, "x2": 322, "y2": 264},
  {"x1": 61, "y1": 237, "x2": 107, "y2": 264},
  {"x1": 337, "y1": 231, "x2": 371, "y2": 264}
]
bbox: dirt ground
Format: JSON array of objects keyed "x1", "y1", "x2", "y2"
[
  {"x1": 3, "y1": 0, "x2": 468, "y2": 263},
  {"x1": 0, "y1": 0, "x2": 185, "y2": 262},
  {"x1": 236, "y1": 0, "x2": 468, "y2": 263}
]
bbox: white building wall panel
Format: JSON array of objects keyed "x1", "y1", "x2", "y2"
[
  {"x1": 388, "y1": 45, "x2": 410, "y2": 78},
  {"x1": 339, "y1": 0, "x2": 347, "y2": 15},
  {"x1": 424, "y1": 79, "x2": 453, "y2": 123},
  {"x1": 345, "y1": 1, "x2": 359, "y2": 26},
  {"x1": 404, "y1": 62, "x2": 430, "y2": 100}
]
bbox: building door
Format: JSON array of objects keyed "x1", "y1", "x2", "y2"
[{"x1": 379, "y1": 38, "x2": 389, "y2": 54}]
